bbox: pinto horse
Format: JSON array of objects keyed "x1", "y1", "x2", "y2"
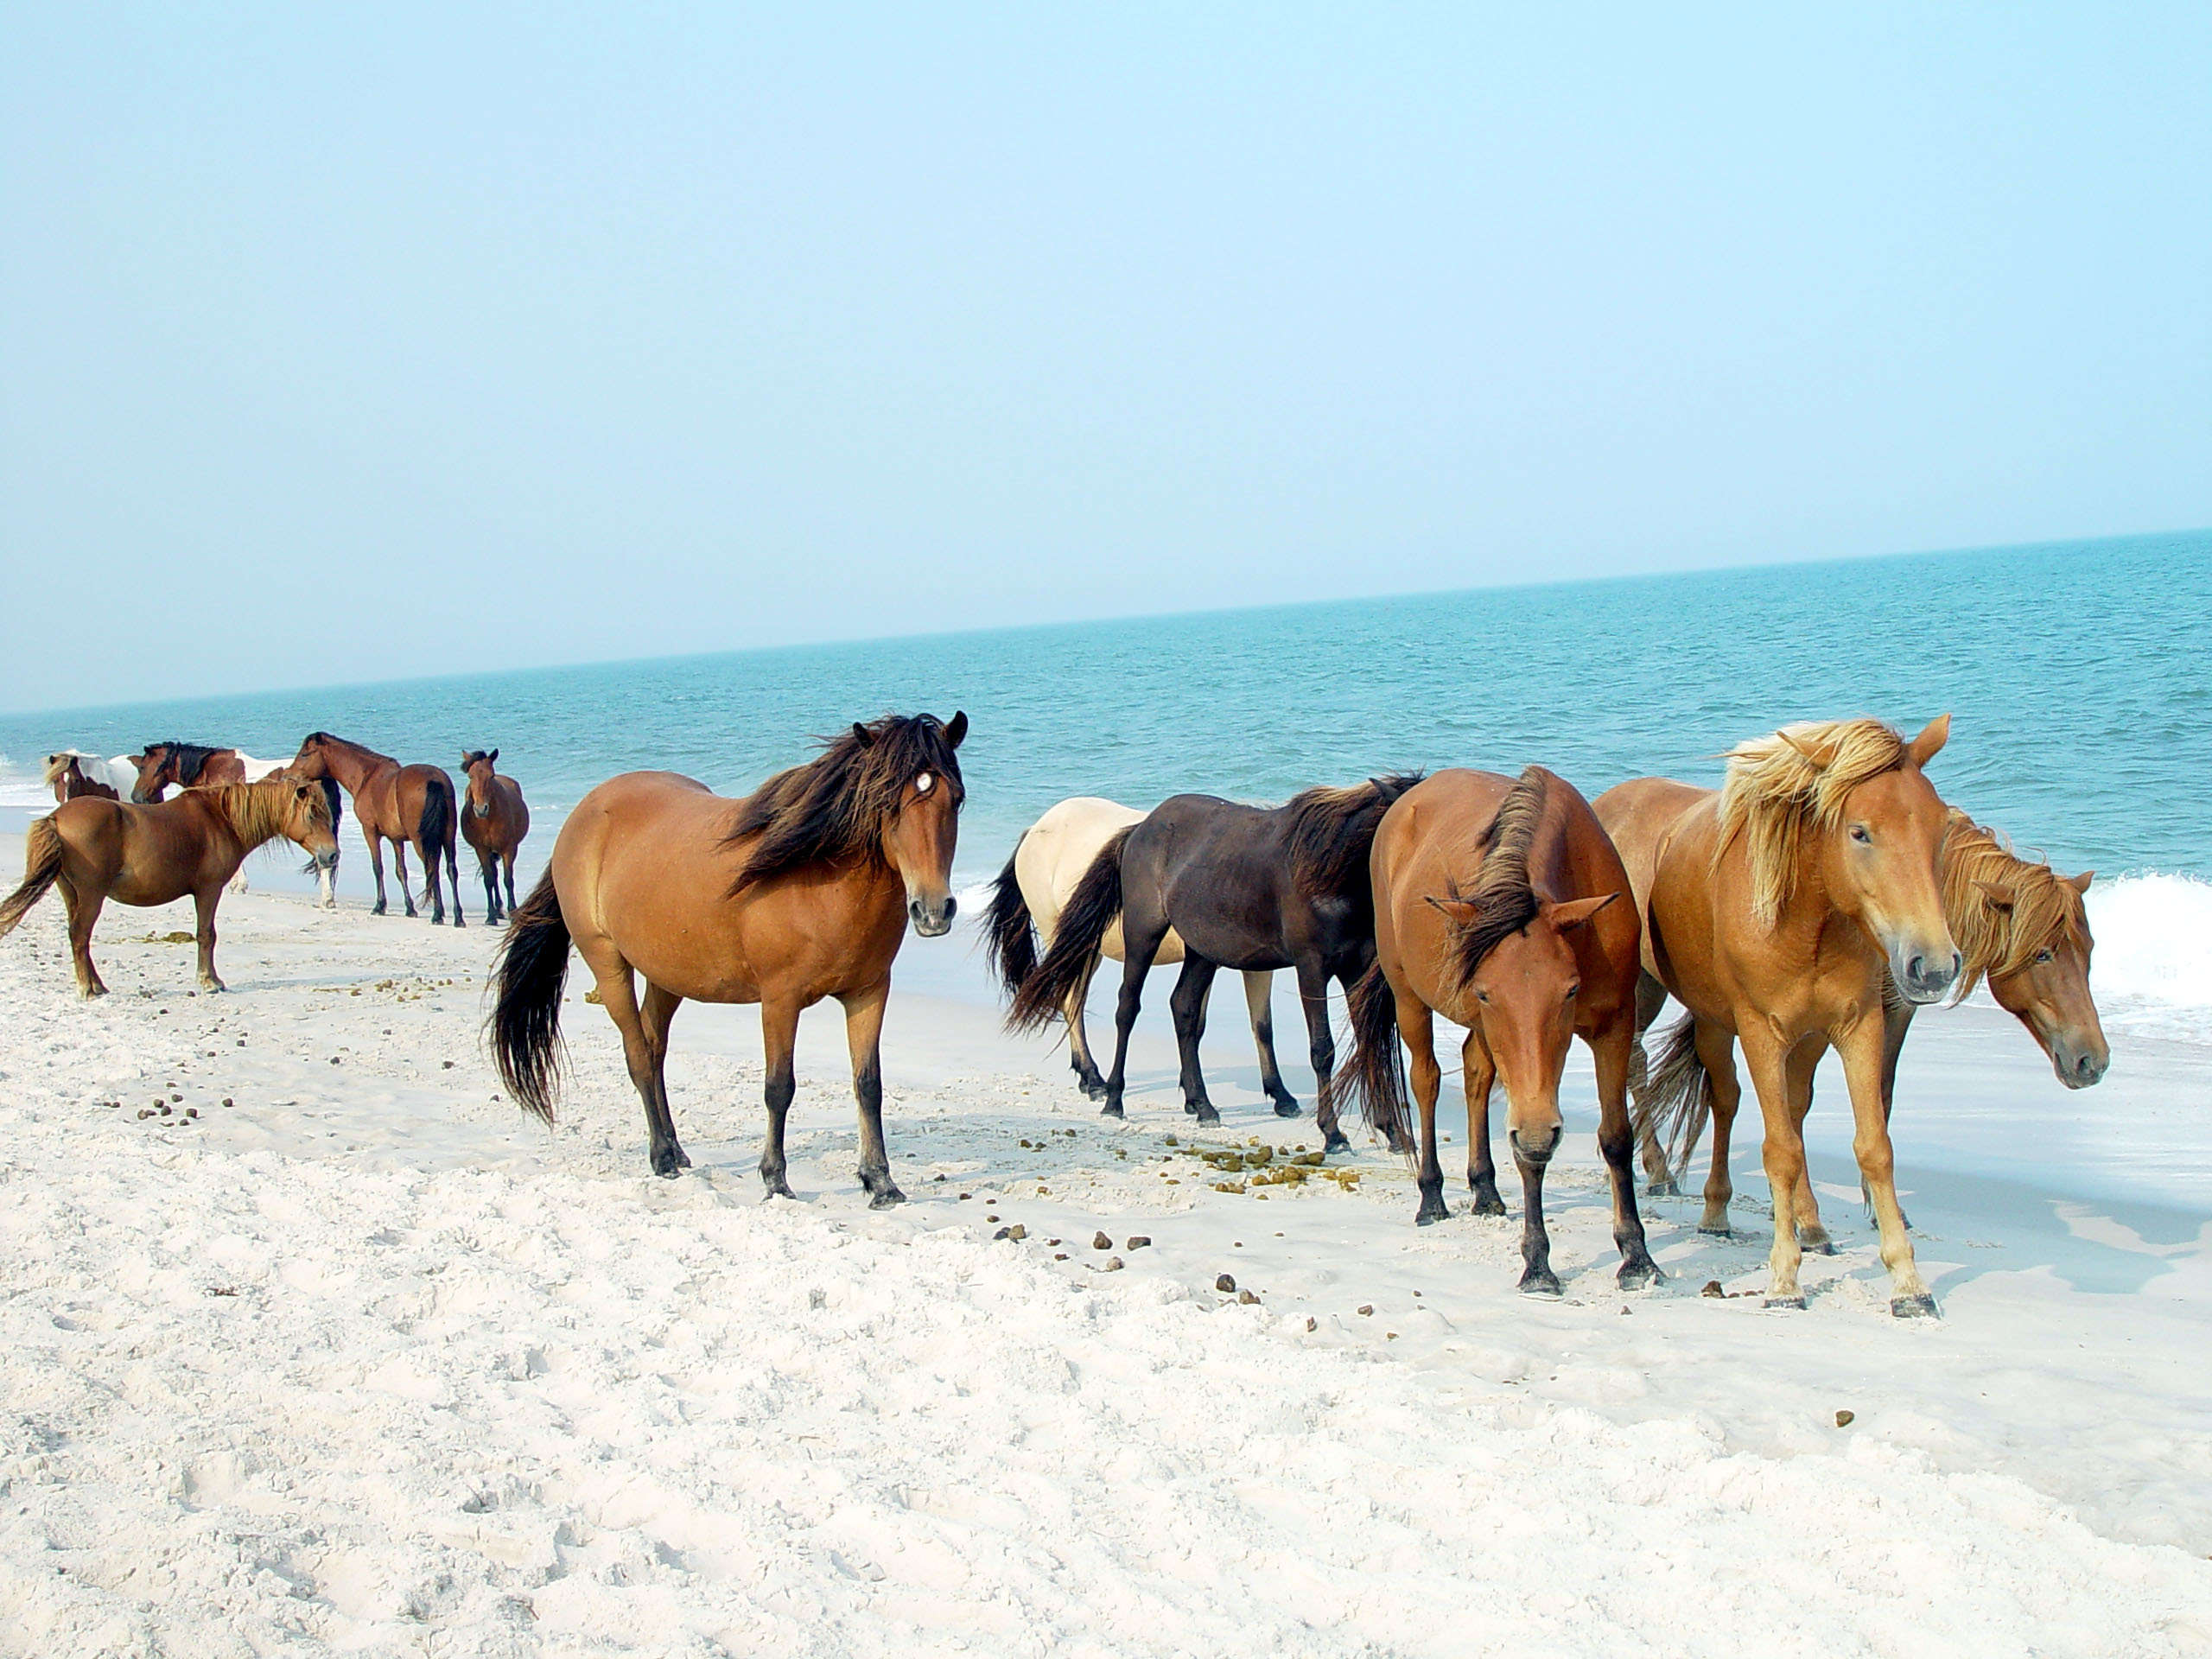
[
  {"x1": 490, "y1": 712, "x2": 967, "y2": 1193},
  {"x1": 1632, "y1": 807, "x2": 2107, "y2": 1236},
  {"x1": 459, "y1": 749, "x2": 531, "y2": 924},
  {"x1": 0, "y1": 777, "x2": 340, "y2": 995},
  {"x1": 1007, "y1": 774, "x2": 1421, "y2": 1149},
  {"x1": 983, "y1": 797, "x2": 1294, "y2": 1110},
  {"x1": 289, "y1": 732, "x2": 461, "y2": 924},
  {"x1": 1594, "y1": 716, "x2": 1959, "y2": 1316},
  {"x1": 43, "y1": 753, "x2": 118, "y2": 804},
  {"x1": 1334, "y1": 767, "x2": 1659, "y2": 1294}
]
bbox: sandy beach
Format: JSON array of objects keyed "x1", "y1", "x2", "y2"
[{"x1": 3, "y1": 837, "x2": 2210, "y2": 1655}]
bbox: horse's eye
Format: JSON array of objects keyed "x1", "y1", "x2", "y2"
[
  {"x1": 2035, "y1": 948, "x2": 2054, "y2": 963},
  {"x1": 1848, "y1": 824, "x2": 1872, "y2": 844},
  {"x1": 1564, "y1": 984, "x2": 1579, "y2": 1001},
  {"x1": 915, "y1": 772, "x2": 934, "y2": 795},
  {"x1": 1474, "y1": 989, "x2": 1490, "y2": 1004}
]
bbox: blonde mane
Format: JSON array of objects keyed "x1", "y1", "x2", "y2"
[
  {"x1": 206, "y1": 776, "x2": 330, "y2": 850},
  {"x1": 1939, "y1": 810, "x2": 2089, "y2": 1000},
  {"x1": 1718, "y1": 718, "x2": 1910, "y2": 925}
]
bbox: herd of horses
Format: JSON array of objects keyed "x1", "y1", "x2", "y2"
[{"x1": 8, "y1": 708, "x2": 2105, "y2": 1317}]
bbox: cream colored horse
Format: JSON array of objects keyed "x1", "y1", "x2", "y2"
[{"x1": 984, "y1": 797, "x2": 1295, "y2": 1111}]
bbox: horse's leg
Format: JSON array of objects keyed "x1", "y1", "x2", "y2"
[
  {"x1": 1065, "y1": 956, "x2": 1109, "y2": 1100},
  {"x1": 392, "y1": 836, "x2": 417, "y2": 918},
  {"x1": 1244, "y1": 969, "x2": 1299, "y2": 1116},
  {"x1": 1462, "y1": 1031, "x2": 1504, "y2": 1215},
  {"x1": 757, "y1": 995, "x2": 803, "y2": 1199},
  {"x1": 192, "y1": 887, "x2": 226, "y2": 993},
  {"x1": 479, "y1": 849, "x2": 502, "y2": 926},
  {"x1": 1591, "y1": 1017, "x2": 1661, "y2": 1288},
  {"x1": 1167, "y1": 954, "x2": 1221, "y2": 1123},
  {"x1": 446, "y1": 836, "x2": 461, "y2": 929},
  {"x1": 1103, "y1": 918, "x2": 1168, "y2": 1122},
  {"x1": 1837, "y1": 1014, "x2": 1936, "y2": 1317},
  {"x1": 416, "y1": 836, "x2": 447, "y2": 925},
  {"x1": 1402, "y1": 997, "x2": 1448, "y2": 1224},
  {"x1": 1300, "y1": 959, "x2": 1356, "y2": 1153},
  {"x1": 61, "y1": 880, "x2": 107, "y2": 998},
  {"x1": 1738, "y1": 1027, "x2": 1809, "y2": 1308},
  {"x1": 591, "y1": 958, "x2": 683, "y2": 1177},
  {"x1": 1866, "y1": 999, "x2": 1916, "y2": 1225},
  {"x1": 1630, "y1": 971, "x2": 1677, "y2": 1192},
  {"x1": 1785, "y1": 1041, "x2": 1835, "y2": 1255},
  {"x1": 504, "y1": 851, "x2": 519, "y2": 920},
  {"x1": 1694, "y1": 1022, "x2": 1745, "y2": 1236},
  {"x1": 842, "y1": 979, "x2": 905, "y2": 1208},
  {"x1": 365, "y1": 829, "x2": 389, "y2": 915},
  {"x1": 639, "y1": 981, "x2": 689, "y2": 1171}
]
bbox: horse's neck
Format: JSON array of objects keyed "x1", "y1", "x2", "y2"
[
  {"x1": 320, "y1": 741, "x2": 390, "y2": 787},
  {"x1": 213, "y1": 786, "x2": 288, "y2": 853}
]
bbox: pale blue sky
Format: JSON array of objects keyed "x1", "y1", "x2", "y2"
[{"x1": 3, "y1": 4, "x2": 2207, "y2": 710}]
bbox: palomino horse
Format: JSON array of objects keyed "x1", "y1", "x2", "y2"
[
  {"x1": 1633, "y1": 807, "x2": 2107, "y2": 1238},
  {"x1": 289, "y1": 732, "x2": 461, "y2": 924},
  {"x1": 459, "y1": 750, "x2": 530, "y2": 925},
  {"x1": 44, "y1": 753, "x2": 118, "y2": 804},
  {"x1": 1593, "y1": 716, "x2": 1960, "y2": 1316},
  {"x1": 1007, "y1": 774, "x2": 1421, "y2": 1150},
  {"x1": 0, "y1": 777, "x2": 340, "y2": 995},
  {"x1": 490, "y1": 712, "x2": 967, "y2": 1192},
  {"x1": 1335, "y1": 767, "x2": 1659, "y2": 1294},
  {"x1": 983, "y1": 797, "x2": 1294, "y2": 1111}
]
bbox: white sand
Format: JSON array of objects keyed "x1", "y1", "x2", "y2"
[{"x1": 3, "y1": 842, "x2": 2211, "y2": 1656}]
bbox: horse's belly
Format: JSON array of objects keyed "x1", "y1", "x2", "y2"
[{"x1": 1100, "y1": 918, "x2": 1186, "y2": 963}]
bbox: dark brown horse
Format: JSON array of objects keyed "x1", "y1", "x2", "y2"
[
  {"x1": 489, "y1": 712, "x2": 967, "y2": 1192},
  {"x1": 459, "y1": 750, "x2": 531, "y2": 924},
  {"x1": 1335, "y1": 767, "x2": 1658, "y2": 1294},
  {"x1": 0, "y1": 778, "x2": 340, "y2": 995},
  {"x1": 43, "y1": 753, "x2": 118, "y2": 804},
  {"x1": 289, "y1": 732, "x2": 461, "y2": 924},
  {"x1": 129, "y1": 742, "x2": 253, "y2": 803},
  {"x1": 1007, "y1": 774, "x2": 1421, "y2": 1150}
]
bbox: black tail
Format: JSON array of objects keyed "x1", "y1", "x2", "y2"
[
  {"x1": 1007, "y1": 829, "x2": 1128, "y2": 1033},
  {"x1": 417, "y1": 774, "x2": 455, "y2": 913},
  {"x1": 980, "y1": 838, "x2": 1039, "y2": 998},
  {"x1": 487, "y1": 869, "x2": 572, "y2": 1122},
  {"x1": 0, "y1": 817, "x2": 66, "y2": 937},
  {"x1": 1631, "y1": 1011, "x2": 1712, "y2": 1183},
  {"x1": 1332, "y1": 958, "x2": 1411, "y2": 1150}
]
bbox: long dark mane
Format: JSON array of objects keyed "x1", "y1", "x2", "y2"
[
  {"x1": 1285, "y1": 772, "x2": 1423, "y2": 899},
  {"x1": 723, "y1": 714, "x2": 964, "y2": 894},
  {"x1": 1440, "y1": 766, "x2": 1548, "y2": 990},
  {"x1": 143, "y1": 741, "x2": 226, "y2": 786}
]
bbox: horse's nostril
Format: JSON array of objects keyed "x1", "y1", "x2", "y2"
[{"x1": 942, "y1": 896, "x2": 957, "y2": 923}]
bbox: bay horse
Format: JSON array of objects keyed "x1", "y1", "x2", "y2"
[
  {"x1": 43, "y1": 753, "x2": 118, "y2": 804},
  {"x1": 983, "y1": 797, "x2": 1294, "y2": 1110},
  {"x1": 1592, "y1": 716, "x2": 1960, "y2": 1316},
  {"x1": 489, "y1": 712, "x2": 967, "y2": 1193},
  {"x1": 289, "y1": 732, "x2": 461, "y2": 924},
  {"x1": 1633, "y1": 807, "x2": 2107, "y2": 1239},
  {"x1": 460, "y1": 749, "x2": 531, "y2": 925},
  {"x1": 0, "y1": 776, "x2": 340, "y2": 995},
  {"x1": 129, "y1": 744, "x2": 316, "y2": 896},
  {"x1": 1334, "y1": 767, "x2": 1659, "y2": 1294},
  {"x1": 1006, "y1": 774, "x2": 1421, "y2": 1150}
]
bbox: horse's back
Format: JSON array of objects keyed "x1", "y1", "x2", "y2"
[{"x1": 1018, "y1": 796, "x2": 1167, "y2": 960}]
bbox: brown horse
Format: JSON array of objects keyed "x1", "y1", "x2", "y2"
[
  {"x1": 489, "y1": 712, "x2": 967, "y2": 1192},
  {"x1": 43, "y1": 753, "x2": 118, "y2": 804},
  {"x1": 130, "y1": 742, "x2": 249, "y2": 802},
  {"x1": 1635, "y1": 807, "x2": 2107, "y2": 1236},
  {"x1": 289, "y1": 732, "x2": 461, "y2": 925},
  {"x1": 1335, "y1": 767, "x2": 1658, "y2": 1294},
  {"x1": 459, "y1": 750, "x2": 531, "y2": 925},
  {"x1": 1593, "y1": 716, "x2": 1960, "y2": 1317},
  {"x1": 0, "y1": 777, "x2": 340, "y2": 995}
]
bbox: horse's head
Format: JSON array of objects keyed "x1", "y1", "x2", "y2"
[
  {"x1": 280, "y1": 779, "x2": 342, "y2": 874},
  {"x1": 1432, "y1": 890, "x2": 1618, "y2": 1166},
  {"x1": 130, "y1": 745, "x2": 177, "y2": 803},
  {"x1": 1980, "y1": 868, "x2": 2107, "y2": 1088},
  {"x1": 874, "y1": 710, "x2": 967, "y2": 938},
  {"x1": 289, "y1": 733, "x2": 335, "y2": 780},
  {"x1": 461, "y1": 750, "x2": 499, "y2": 819}
]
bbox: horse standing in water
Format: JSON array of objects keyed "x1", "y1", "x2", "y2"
[
  {"x1": 0, "y1": 777, "x2": 340, "y2": 995},
  {"x1": 459, "y1": 750, "x2": 530, "y2": 925},
  {"x1": 1007, "y1": 775, "x2": 1421, "y2": 1151},
  {"x1": 983, "y1": 797, "x2": 1294, "y2": 1111},
  {"x1": 490, "y1": 712, "x2": 967, "y2": 1194},
  {"x1": 289, "y1": 732, "x2": 461, "y2": 924},
  {"x1": 44, "y1": 753, "x2": 118, "y2": 804},
  {"x1": 1335, "y1": 767, "x2": 1659, "y2": 1294},
  {"x1": 1594, "y1": 716, "x2": 1959, "y2": 1316}
]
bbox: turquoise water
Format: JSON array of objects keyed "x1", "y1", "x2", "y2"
[{"x1": 7, "y1": 531, "x2": 2205, "y2": 886}]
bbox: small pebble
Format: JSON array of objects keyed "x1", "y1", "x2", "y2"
[
  {"x1": 1305, "y1": 1317, "x2": 1317, "y2": 1332},
  {"x1": 441, "y1": 1060, "x2": 454, "y2": 1069},
  {"x1": 986, "y1": 1214, "x2": 1000, "y2": 1223},
  {"x1": 1102, "y1": 1256, "x2": 1124, "y2": 1272},
  {"x1": 222, "y1": 1098, "x2": 234, "y2": 1108},
  {"x1": 1092, "y1": 1231, "x2": 1112, "y2": 1250},
  {"x1": 185, "y1": 1108, "x2": 198, "y2": 1119},
  {"x1": 1126, "y1": 1236, "x2": 1151, "y2": 1250},
  {"x1": 1835, "y1": 1409, "x2": 1856, "y2": 1428},
  {"x1": 137, "y1": 1109, "x2": 152, "y2": 1120},
  {"x1": 1054, "y1": 1253, "x2": 1069, "y2": 1261},
  {"x1": 1357, "y1": 1304, "x2": 1374, "y2": 1316},
  {"x1": 169, "y1": 1092, "x2": 182, "y2": 1103},
  {"x1": 959, "y1": 1193, "x2": 972, "y2": 1201},
  {"x1": 1237, "y1": 1289, "x2": 1258, "y2": 1305},
  {"x1": 1216, "y1": 1274, "x2": 1236, "y2": 1294},
  {"x1": 1386, "y1": 1332, "x2": 1399, "y2": 1341},
  {"x1": 1701, "y1": 1280, "x2": 1726, "y2": 1299},
  {"x1": 329, "y1": 1057, "x2": 341, "y2": 1065},
  {"x1": 994, "y1": 1225, "x2": 1027, "y2": 1242}
]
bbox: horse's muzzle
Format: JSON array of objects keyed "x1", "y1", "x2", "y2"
[
  {"x1": 1894, "y1": 948, "x2": 1961, "y2": 1005},
  {"x1": 2050, "y1": 1040, "x2": 2108, "y2": 1090},
  {"x1": 909, "y1": 895, "x2": 957, "y2": 938},
  {"x1": 1510, "y1": 1125, "x2": 1561, "y2": 1166}
]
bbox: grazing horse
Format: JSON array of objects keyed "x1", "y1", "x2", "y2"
[
  {"x1": 0, "y1": 777, "x2": 340, "y2": 995},
  {"x1": 489, "y1": 712, "x2": 968, "y2": 1192},
  {"x1": 459, "y1": 750, "x2": 531, "y2": 924},
  {"x1": 982, "y1": 797, "x2": 1294, "y2": 1111},
  {"x1": 1632, "y1": 807, "x2": 2107, "y2": 1236},
  {"x1": 1335, "y1": 767, "x2": 1659, "y2": 1294},
  {"x1": 43, "y1": 753, "x2": 118, "y2": 804},
  {"x1": 1007, "y1": 774, "x2": 1421, "y2": 1150},
  {"x1": 289, "y1": 732, "x2": 461, "y2": 924},
  {"x1": 1593, "y1": 716, "x2": 1959, "y2": 1317}
]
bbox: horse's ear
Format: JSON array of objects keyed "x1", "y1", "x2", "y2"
[
  {"x1": 944, "y1": 711, "x2": 968, "y2": 749},
  {"x1": 1542, "y1": 892, "x2": 1620, "y2": 931},
  {"x1": 460, "y1": 752, "x2": 471, "y2": 768},
  {"x1": 1974, "y1": 880, "x2": 2015, "y2": 912},
  {"x1": 1779, "y1": 728, "x2": 1826, "y2": 766},
  {"x1": 2069, "y1": 869, "x2": 2094, "y2": 895},
  {"x1": 851, "y1": 722, "x2": 874, "y2": 747},
  {"x1": 487, "y1": 748, "x2": 498, "y2": 764},
  {"x1": 1425, "y1": 894, "x2": 1480, "y2": 925},
  {"x1": 1907, "y1": 713, "x2": 1951, "y2": 767}
]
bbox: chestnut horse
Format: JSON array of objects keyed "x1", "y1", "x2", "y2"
[
  {"x1": 489, "y1": 712, "x2": 967, "y2": 1193},
  {"x1": 982, "y1": 797, "x2": 1292, "y2": 1110},
  {"x1": 1634, "y1": 807, "x2": 2107, "y2": 1236},
  {"x1": 130, "y1": 742, "x2": 255, "y2": 802},
  {"x1": 43, "y1": 753, "x2": 118, "y2": 804},
  {"x1": 459, "y1": 749, "x2": 531, "y2": 924},
  {"x1": 0, "y1": 777, "x2": 340, "y2": 995},
  {"x1": 1007, "y1": 774, "x2": 1421, "y2": 1149},
  {"x1": 1335, "y1": 767, "x2": 1659, "y2": 1294},
  {"x1": 1594, "y1": 716, "x2": 1959, "y2": 1316},
  {"x1": 289, "y1": 732, "x2": 461, "y2": 925}
]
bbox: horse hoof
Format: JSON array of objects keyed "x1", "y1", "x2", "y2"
[
  {"x1": 1698, "y1": 1224, "x2": 1738, "y2": 1239},
  {"x1": 1799, "y1": 1235, "x2": 1838, "y2": 1256},
  {"x1": 1891, "y1": 1293, "x2": 1940, "y2": 1319},
  {"x1": 1323, "y1": 1134, "x2": 1351, "y2": 1155},
  {"x1": 1078, "y1": 1079, "x2": 1108, "y2": 1101},
  {"x1": 1415, "y1": 1198, "x2": 1449, "y2": 1227},
  {"x1": 760, "y1": 1176, "x2": 795, "y2": 1200},
  {"x1": 1763, "y1": 1294, "x2": 1808, "y2": 1311},
  {"x1": 868, "y1": 1186, "x2": 907, "y2": 1211},
  {"x1": 1194, "y1": 1106, "x2": 1222, "y2": 1125},
  {"x1": 1099, "y1": 1102, "x2": 1126, "y2": 1120},
  {"x1": 1388, "y1": 1135, "x2": 1416, "y2": 1157},
  {"x1": 1618, "y1": 1261, "x2": 1663, "y2": 1291},
  {"x1": 1645, "y1": 1179, "x2": 1681, "y2": 1198},
  {"x1": 1183, "y1": 1101, "x2": 1200, "y2": 1116},
  {"x1": 370, "y1": 904, "x2": 386, "y2": 916},
  {"x1": 1518, "y1": 1271, "x2": 1564, "y2": 1299},
  {"x1": 1272, "y1": 1098, "x2": 1302, "y2": 1118},
  {"x1": 677, "y1": 1148, "x2": 693, "y2": 1170}
]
